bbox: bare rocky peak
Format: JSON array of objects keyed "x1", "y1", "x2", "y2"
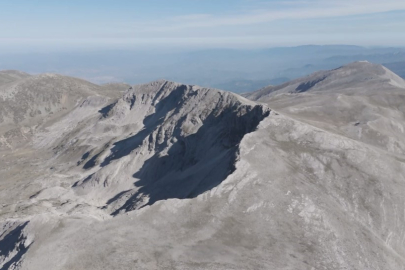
[{"x1": 49, "y1": 79, "x2": 270, "y2": 212}]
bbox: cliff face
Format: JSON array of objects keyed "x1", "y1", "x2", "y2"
[{"x1": 66, "y1": 80, "x2": 270, "y2": 213}]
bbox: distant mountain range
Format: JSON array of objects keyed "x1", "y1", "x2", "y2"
[{"x1": 1, "y1": 45, "x2": 405, "y2": 93}]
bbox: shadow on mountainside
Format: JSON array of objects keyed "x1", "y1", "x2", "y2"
[
  {"x1": 81, "y1": 85, "x2": 189, "y2": 170},
  {"x1": 295, "y1": 76, "x2": 327, "y2": 93},
  {"x1": 107, "y1": 103, "x2": 269, "y2": 215},
  {"x1": 0, "y1": 222, "x2": 31, "y2": 270},
  {"x1": 78, "y1": 84, "x2": 270, "y2": 215},
  {"x1": 100, "y1": 85, "x2": 190, "y2": 168}
]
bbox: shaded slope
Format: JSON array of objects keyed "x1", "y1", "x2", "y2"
[{"x1": 0, "y1": 221, "x2": 31, "y2": 270}]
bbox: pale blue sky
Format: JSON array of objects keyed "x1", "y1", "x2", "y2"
[{"x1": 1, "y1": 0, "x2": 405, "y2": 52}]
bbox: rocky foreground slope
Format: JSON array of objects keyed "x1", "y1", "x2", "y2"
[{"x1": 1, "y1": 62, "x2": 405, "y2": 269}]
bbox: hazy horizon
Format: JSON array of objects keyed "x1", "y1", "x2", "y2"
[
  {"x1": 1, "y1": 1, "x2": 405, "y2": 92},
  {"x1": 1, "y1": 0, "x2": 405, "y2": 53},
  {"x1": 2, "y1": 44, "x2": 405, "y2": 93}
]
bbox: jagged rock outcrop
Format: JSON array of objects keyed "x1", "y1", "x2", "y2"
[{"x1": 58, "y1": 80, "x2": 270, "y2": 213}]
